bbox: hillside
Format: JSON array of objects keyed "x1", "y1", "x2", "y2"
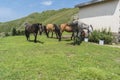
[{"x1": 0, "y1": 8, "x2": 79, "y2": 32}]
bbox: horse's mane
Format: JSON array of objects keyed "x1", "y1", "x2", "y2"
[{"x1": 24, "y1": 23, "x2": 32, "y2": 27}]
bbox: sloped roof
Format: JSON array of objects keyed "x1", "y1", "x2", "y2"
[{"x1": 75, "y1": 0, "x2": 113, "y2": 8}]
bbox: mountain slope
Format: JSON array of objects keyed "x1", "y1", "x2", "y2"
[{"x1": 0, "y1": 8, "x2": 79, "y2": 32}]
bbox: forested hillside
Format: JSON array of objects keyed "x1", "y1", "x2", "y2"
[{"x1": 0, "y1": 8, "x2": 79, "y2": 32}]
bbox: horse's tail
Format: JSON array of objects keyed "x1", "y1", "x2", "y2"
[
  {"x1": 37, "y1": 23, "x2": 42, "y2": 35},
  {"x1": 43, "y1": 25, "x2": 47, "y2": 33},
  {"x1": 54, "y1": 24, "x2": 61, "y2": 41},
  {"x1": 54, "y1": 24, "x2": 60, "y2": 33},
  {"x1": 43, "y1": 25, "x2": 49, "y2": 37}
]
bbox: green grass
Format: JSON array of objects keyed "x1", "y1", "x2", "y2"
[{"x1": 0, "y1": 35, "x2": 120, "y2": 80}]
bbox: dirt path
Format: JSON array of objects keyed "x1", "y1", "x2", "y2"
[{"x1": 105, "y1": 45, "x2": 120, "y2": 48}]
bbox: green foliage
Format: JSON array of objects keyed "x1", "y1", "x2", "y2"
[
  {"x1": 0, "y1": 32, "x2": 10, "y2": 37},
  {"x1": 16, "y1": 30, "x2": 25, "y2": 35},
  {"x1": 11, "y1": 28, "x2": 25, "y2": 36},
  {"x1": 11, "y1": 28, "x2": 17, "y2": 36},
  {"x1": 0, "y1": 36, "x2": 120, "y2": 80},
  {"x1": 89, "y1": 29, "x2": 113, "y2": 44},
  {"x1": 4, "y1": 32, "x2": 10, "y2": 36}
]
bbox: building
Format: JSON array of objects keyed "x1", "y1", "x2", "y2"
[{"x1": 75, "y1": 0, "x2": 120, "y2": 33}]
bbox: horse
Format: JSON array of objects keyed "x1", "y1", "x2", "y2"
[
  {"x1": 60, "y1": 23, "x2": 87, "y2": 40},
  {"x1": 69, "y1": 19, "x2": 93, "y2": 45},
  {"x1": 24, "y1": 23, "x2": 43, "y2": 42},
  {"x1": 44, "y1": 24, "x2": 61, "y2": 41},
  {"x1": 60, "y1": 23, "x2": 74, "y2": 40}
]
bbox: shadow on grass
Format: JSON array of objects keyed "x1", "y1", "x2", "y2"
[
  {"x1": 66, "y1": 41, "x2": 82, "y2": 46},
  {"x1": 61, "y1": 36, "x2": 72, "y2": 42},
  {"x1": 28, "y1": 40, "x2": 44, "y2": 44},
  {"x1": 66, "y1": 42, "x2": 74, "y2": 45},
  {"x1": 62, "y1": 39, "x2": 71, "y2": 41}
]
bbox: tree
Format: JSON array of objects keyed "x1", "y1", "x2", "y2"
[
  {"x1": 17, "y1": 30, "x2": 21, "y2": 35},
  {"x1": 11, "y1": 28, "x2": 17, "y2": 36}
]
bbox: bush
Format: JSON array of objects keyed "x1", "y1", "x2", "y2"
[
  {"x1": 89, "y1": 29, "x2": 113, "y2": 44},
  {"x1": 0, "y1": 32, "x2": 10, "y2": 37},
  {"x1": 11, "y1": 28, "x2": 17, "y2": 36},
  {"x1": 16, "y1": 30, "x2": 25, "y2": 35},
  {"x1": 17, "y1": 30, "x2": 21, "y2": 35},
  {"x1": 0, "y1": 30, "x2": 25, "y2": 38},
  {"x1": 11, "y1": 27, "x2": 25, "y2": 36}
]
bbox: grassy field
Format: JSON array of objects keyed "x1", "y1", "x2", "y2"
[{"x1": 0, "y1": 35, "x2": 120, "y2": 80}]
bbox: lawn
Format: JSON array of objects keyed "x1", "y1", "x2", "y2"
[{"x1": 0, "y1": 35, "x2": 120, "y2": 80}]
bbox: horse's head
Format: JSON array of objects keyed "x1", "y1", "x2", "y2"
[
  {"x1": 69, "y1": 19, "x2": 78, "y2": 27},
  {"x1": 88, "y1": 25, "x2": 93, "y2": 33},
  {"x1": 72, "y1": 19, "x2": 79, "y2": 25},
  {"x1": 24, "y1": 23, "x2": 30, "y2": 28},
  {"x1": 38, "y1": 23, "x2": 43, "y2": 35},
  {"x1": 24, "y1": 23, "x2": 28, "y2": 26}
]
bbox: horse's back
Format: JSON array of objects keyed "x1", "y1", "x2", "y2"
[
  {"x1": 32, "y1": 23, "x2": 40, "y2": 29},
  {"x1": 65, "y1": 26, "x2": 73, "y2": 32},
  {"x1": 60, "y1": 23, "x2": 68, "y2": 28},
  {"x1": 46, "y1": 24, "x2": 55, "y2": 31},
  {"x1": 60, "y1": 23, "x2": 73, "y2": 32},
  {"x1": 60, "y1": 23, "x2": 68, "y2": 32},
  {"x1": 25, "y1": 23, "x2": 40, "y2": 33}
]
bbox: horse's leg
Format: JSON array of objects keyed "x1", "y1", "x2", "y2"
[
  {"x1": 46, "y1": 30, "x2": 49, "y2": 38},
  {"x1": 25, "y1": 31, "x2": 30, "y2": 41},
  {"x1": 51, "y1": 31, "x2": 53, "y2": 38},
  {"x1": 34, "y1": 33, "x2": 37, "y2": 42},
  {"x1": 28, "y1": 33, "x2": 30, "y2": 40},
  {"x1": 25, "y1": 34, "x2": 28, "y2": 40},
  {"x1": 73, "y1": 32, "x2": 78, "y2": 45},
  {"x1": 77, "y1": 31, "x2": 83, "y2": 45},
  {"x1": 71, "y1": 32, "x2": 74, "y2": 40},
  {"x1": 58, "y1": 32, "x2": 61, "y2": 41},
  {"x1": 45, "y1": 30, "x2": 49, "y2": 38},
  {"x1": 47, "y1": 31, "x2": 49, "y2": 38},
  {"x1": 73, "y1": 33, "x2": 76, "y2": 45},
  {"x1": 61, "y1": 31, "x2": 64, "y2": 38},
  {"x1": 55, "y1": 31, "x2": 58, "y2": 39}
]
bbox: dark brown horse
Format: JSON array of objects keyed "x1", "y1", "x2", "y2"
[
  {"x1": 44, "y1": 24, "x2": 61, "y2": 41},
  {"x1": 25, "y1": 23, "x2": 43, "y2": 42}
]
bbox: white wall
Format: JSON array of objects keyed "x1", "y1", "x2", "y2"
[{"x1": 78, "y1": 0, "x2": 120, "y2": 33}]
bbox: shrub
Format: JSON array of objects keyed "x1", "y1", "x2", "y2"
[
  {"x1": 89, "y1": 29, "x2": 113, "y2": 44},
  {"x1": 11, "y1": 28, "x2": 17, "y2": 36},
  {"x1": 0, "y1": 32, "x2": 10, "y2": 37},
  {"x1": 11, "y1": 27, "x2": 25, "y2": 36},
  {"x1": 17, "y1": 30, "x2": 25, "y2": 35},
  {"x1": 17, "y1": 30, "x2": 21, "y2": 35},
  {"x1": 5, "y1": 32, "x2": 9, "y2": 36}
]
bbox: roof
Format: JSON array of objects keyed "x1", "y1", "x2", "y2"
[{"x1": 75, "y1": 0, "x2": 113, "y2": 8}]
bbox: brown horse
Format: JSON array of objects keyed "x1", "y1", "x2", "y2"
[
  {"x1": 60, "y1": 23, "x2": 91, "y2": 41},
  {"x1": 44, "y1": 24, "x2": 61, "y2": 41},
  {"x1": 60, "y1": 23, "x2": 73, "y2": 32},
  {"x1": 60, "y1": 23, "x2": 74, "y2": 40}
]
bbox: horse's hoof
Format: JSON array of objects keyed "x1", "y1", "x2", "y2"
[
  {"x1": 34, "y1": 41, "x2": 37, "y2": 43},
  {"x1": 58, "y1": 38, "x2": 61, "y2": 41}
]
